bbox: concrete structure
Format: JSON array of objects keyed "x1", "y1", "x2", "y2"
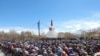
[{"x1": 46, "y1": 20, "x2": 58, "y2": 38}]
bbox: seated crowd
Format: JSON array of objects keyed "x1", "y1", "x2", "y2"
[{"x1": 0, "y1": 39, "x2": 100, "y2": 56}]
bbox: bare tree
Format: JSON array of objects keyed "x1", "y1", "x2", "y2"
[{"x1": 64, "y1": 32, "x2": 75, "y2": 39}]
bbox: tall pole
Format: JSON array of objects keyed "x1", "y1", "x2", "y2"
[
  {"x1": 38, "y1": 21, "x2": 40, "y2": 41},
  {"x1": 51, "y1": 20, "x2": 53, "y2": 26}
]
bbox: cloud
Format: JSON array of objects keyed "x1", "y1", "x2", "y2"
[
  {"x1": 61, "y1": 12, "x2": 100, "y2": 33},
  {"x1": 63, "y1": 21, "x2": 100, "y2": 32},
  {"x1": 0, "y1": 20, "x2": 100, "y2": 34},
  {"x1": 0, "y1": 27, "x2": 49, "y2": 35},
  {"x1": 0, "y1": 12, "x2": 100, "y2": 34},
  {"x1": 0, "y1": 27, "x2": 35, "y2": 33}
]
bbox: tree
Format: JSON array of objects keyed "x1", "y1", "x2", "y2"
[
  {"x1": 64, "y1": 32, "x2": 75, "y2": 39},
  {"x1": 8, "y1": 30, "x2": 19, "y2": 40},
  {"x1": 0, "y1": 31, "x2": 5, "y2": 41}
]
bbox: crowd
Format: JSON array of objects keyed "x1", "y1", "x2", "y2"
[{"x1": 0, "y1": 39, "x2": 100, "y2": 56}]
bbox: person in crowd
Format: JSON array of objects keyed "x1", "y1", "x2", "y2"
[
  {"x1": 94, "y1": 44, "x2": 100, "y2": 56},
  {"x1": 0, "y1": 39, "x2": 100, "y2": 56}
]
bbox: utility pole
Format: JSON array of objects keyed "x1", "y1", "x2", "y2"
[{"x1": 37, "y1": 21, "x2": 40, "y2": 41}]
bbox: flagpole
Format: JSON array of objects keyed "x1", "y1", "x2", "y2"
[{"x1": 38, "y1": 21, "x2": 40, "y2": 41}]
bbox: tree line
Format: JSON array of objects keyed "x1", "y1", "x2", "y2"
[{"x1": 0, "y1": 28, "x2": 100, "y2": 41}]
